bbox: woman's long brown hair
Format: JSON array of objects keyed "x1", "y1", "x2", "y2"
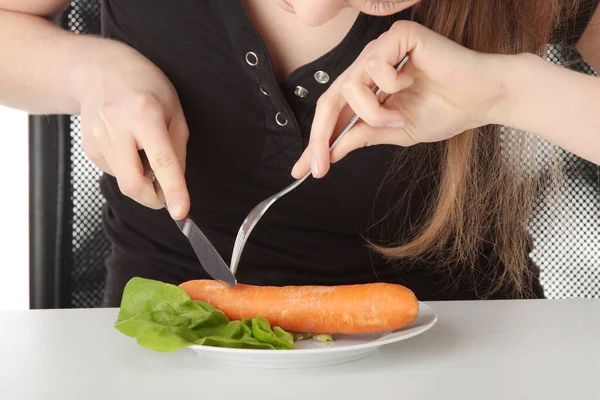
[{"x1": 377, "y1": 0, "x2": 583, "y2": 298}]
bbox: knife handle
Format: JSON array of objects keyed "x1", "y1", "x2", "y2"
[{"x1": 139, "y1": 150, "x2": 167, "y2": 206}]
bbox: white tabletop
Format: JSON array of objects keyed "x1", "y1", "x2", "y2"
[{"x1": 1, "y1": 299, "x2": 599, "y2": 400}]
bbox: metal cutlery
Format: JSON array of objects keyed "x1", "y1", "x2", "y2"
[
  {"x1": 229, "y1": 55, "x2": 410, "y2": 275},
  {"x1": 140, "y1": 151, "x2": 237, "y2": 287}
]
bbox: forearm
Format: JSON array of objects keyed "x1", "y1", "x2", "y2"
[
  {"x1": 0, "y1": 9, "x2": 105, "y2": 114},
  {"x1": 576, "y1": 1, "x2": 600, "y2": 73},
  {"x1": 489, "y1": 53, "x2": 600, "y2": 165}
]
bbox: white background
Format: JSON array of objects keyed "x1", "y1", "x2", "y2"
[{"x1": 0, "y1": 105, "x2": 30, "y2": 310}]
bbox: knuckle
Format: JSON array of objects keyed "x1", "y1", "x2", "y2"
[
  {"x1": 89, "y1": 123, "x2": 107, "y2": 140},
  {"x1": 97, "y1": 104, "x2": 120, "y2": 127},
  {"x1": 131, "y1": 93, "x2": 160, "y2": 117},
  {"x1": 152, "y1": 150, "x2": 179, "y2": 170},
  {"x1": 364, "y1": 56, "x2": 381, "y2": 73},
  {"x1": 118, "y1": 177, "x2": 144, "y2": 198},
  {"x1": 390, "y1": 19, "x2": 411, "y2": 33},
  {"x1": 376, "y1": 29, "x2": 393, "y2": 43},
  {"x1": 338, "y1": 75, "x2": 355, "y2": 96}
]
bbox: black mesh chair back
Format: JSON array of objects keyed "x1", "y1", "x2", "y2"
[
  {"x1": 29, "y1": 0, "x2": 107, "y2": 309},
  {"x1": 529, "y1": 45, "x2": 599, "y2": 298},
  {"x1": 28, "y1": 0, "x2": 600, "y2": 309}
]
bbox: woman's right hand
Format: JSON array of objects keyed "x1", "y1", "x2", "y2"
[{"x1": 74, "y1": 39, "x2": 189, "y2": 220}]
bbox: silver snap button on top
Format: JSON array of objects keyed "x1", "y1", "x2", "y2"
[
  {"x1": 275, "y1": 112, "x2": 288, "y2": 127},
  {"x1": 245, "y1": 51, "x2": 258, "y2": 66},
  {"x1": 314, "y1": 70, "x2": 330, "y2": 84},
  {"x1": 259, "y1": 86, "x2": 269, "y2": 96},
  {"x1": 294, "y1": 86, "x2": 308, "y2": 97}
]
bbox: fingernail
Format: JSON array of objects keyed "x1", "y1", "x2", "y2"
[
  {"x1": 291, "y1": 162, "x2": 299, "y2": 177},
  {"x1": 311, "y1": 154, "x2": 322, "y2": 177},
  {"x1": 387, "y1": 120, "x2": 406, "y2": 128}
]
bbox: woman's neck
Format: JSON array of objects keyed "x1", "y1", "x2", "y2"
[{"x1": 242, "y1": 1, "x2": 360, "y2": 80}]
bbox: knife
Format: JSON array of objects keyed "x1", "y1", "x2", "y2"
[{"x1": 139, "y1": 151, "x2": 237, "y2": 287}]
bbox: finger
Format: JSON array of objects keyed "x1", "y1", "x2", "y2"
[
  {"x1": 291, "y1": 25, "x2": 415, "y2": 180},
  {"x1": 304, "y1": 90, "x2": 347, "y2": 179},
  {"x1": 364, "y1": 56, "x2": 414, "y2": 95},
  {"x1": 290, "y1": 103, "x2": 355, "y2": 179},
  {"x1": 365, "y1": 58, "x2": 415, "y2": 96},
  {"x1": 329, "y1": 122, "x2": 418, "y2": 163},
  {"x1": 89, "y1": 153, "x2": 113, "y2": 176},
  {"x1": 82, "y1": 124, "x2": 113, "y2": 175},
  {"x1": 83, "y1": 140, "x2": 113, "y2": 175},
  {"x1": 340, "y1": 70, "x2": 406, "y2": 129},
  {"x1": 137, "y1": 113, "x2": 190, "y2": 220},
  {"x1": 290, "y1": 146, "x2": 312, "y2": 179},
  {"x1": 167, "y1": 108, "x2": 190, "y2": 175},
  {"x1": 106, "y1": 134, "x2": 163, "y2": 210}
]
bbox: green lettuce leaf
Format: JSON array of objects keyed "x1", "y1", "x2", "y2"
[
  {"x1": 114, "y1": 277, "x2": 295, "y2": 352},
  {"x1": 248, "y1": 317, "x2": 295, "y2": 349}
]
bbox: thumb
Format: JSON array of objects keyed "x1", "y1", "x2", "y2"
[{"x1": 330, "y1": 121, "x2": 418, "y2": 163}]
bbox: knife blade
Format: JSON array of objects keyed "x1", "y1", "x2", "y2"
[
  {"x1": 174, "y1": 217, "x2": 237, "y2": 286},
  {"x1": 139, "y1": 151, "x2": 237, "y2": 287}
]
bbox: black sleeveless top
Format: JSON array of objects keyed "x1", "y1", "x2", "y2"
[{"x1": 97, "y1": 0, "x2": 597, "y2": 305}]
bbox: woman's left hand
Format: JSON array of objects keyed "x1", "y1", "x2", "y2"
[{"x1": 291, "y1": 20, "x2": 506, "y2": 179}]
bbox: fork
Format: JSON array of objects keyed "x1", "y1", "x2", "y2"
[{"x1": 229, "y1": 55, "x2": 410, "y2": 275}]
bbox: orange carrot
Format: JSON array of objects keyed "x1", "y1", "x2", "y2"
[{"x1": 178, "y1": 280, "x2": 419, "y2": 334}]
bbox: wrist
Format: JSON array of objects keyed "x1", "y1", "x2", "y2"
[
  {"x1": 63, "y1": 35, "x2": 107, "y2": 114},
  {"x1": 68, "y1": 37, "x2": 129, "y2": 112},
  {"x1": 482, "y1": 52, "x2": 541, "y2": 127}
]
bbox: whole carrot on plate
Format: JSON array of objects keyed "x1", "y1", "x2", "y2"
[{"x1": 179, "y1": 280, "x2": 420, "y2": 335}]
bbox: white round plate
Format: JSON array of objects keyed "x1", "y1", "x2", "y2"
[{"x1": 188, "y1": 302, "x2": 437, "y2": 368}]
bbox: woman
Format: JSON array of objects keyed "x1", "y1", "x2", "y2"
[{"x1": 0, "y1": 0, "x2": 598, "y2": 306}]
